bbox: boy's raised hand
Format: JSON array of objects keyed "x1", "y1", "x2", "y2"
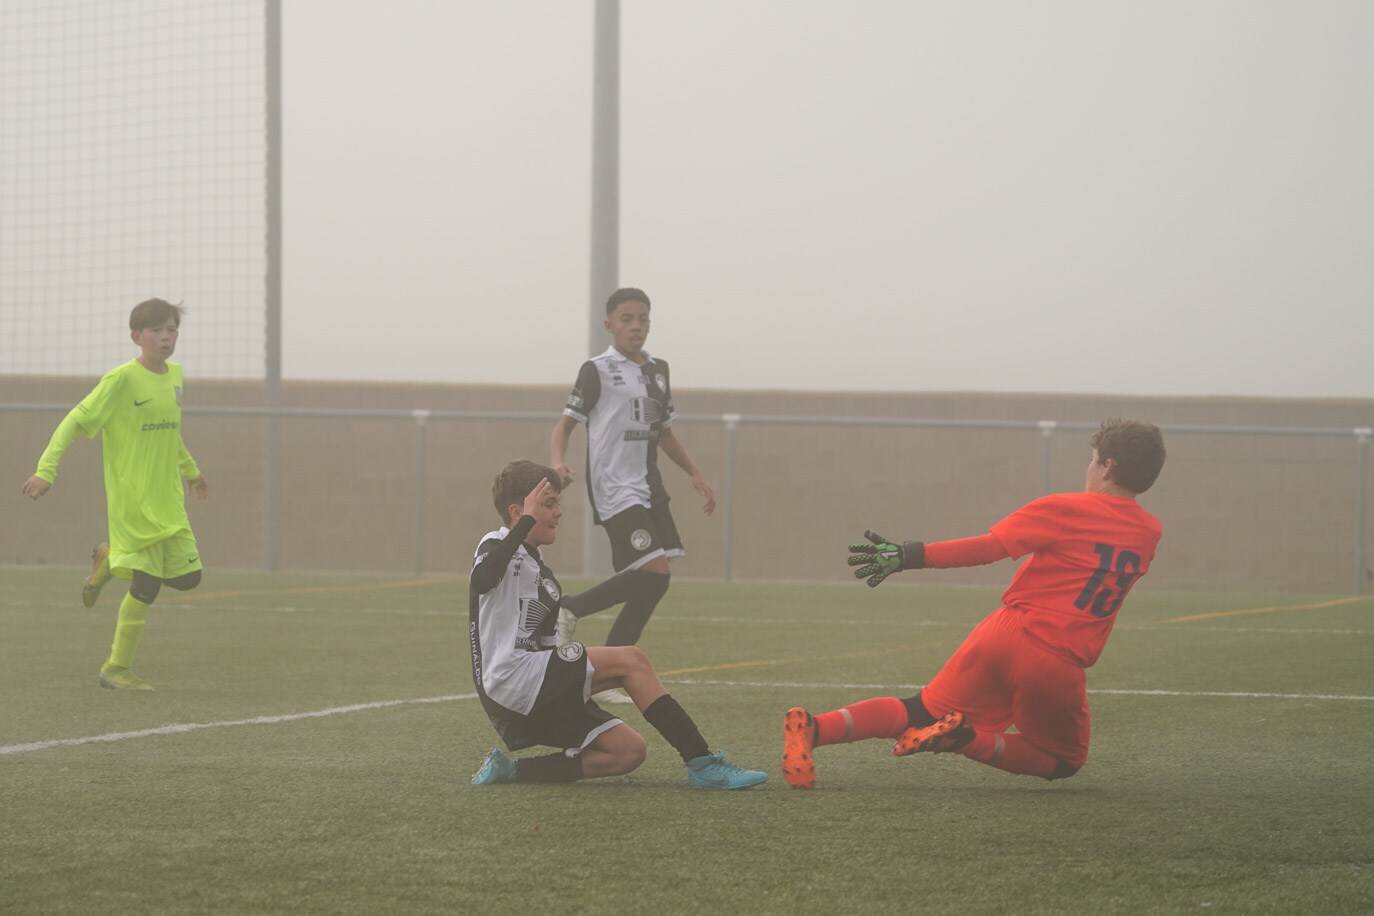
[
  {"x1": 522, "y1": 477, "x2": 554, "y2": 519},
  {"x1": 847, "y1": 530, "x2": 904, "y2": 587},
  {"x1": 21, "y1": 475, "x2": 52, "y2": 500}
]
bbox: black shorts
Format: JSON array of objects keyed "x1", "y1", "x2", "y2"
[
  {"x1": 602, "y1": 503, "x2": 683, "y2": 573},
  {"x1": 494, "y1": 642, "x2": 622, "y2": 753}
]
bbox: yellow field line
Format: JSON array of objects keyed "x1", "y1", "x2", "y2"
[
  {"x1": 177, "y1": 577, "x2": 451, "y2": 604},
  {"x1": 660, "y1": 643, "x2": 929, "y2": 677},
  {"x1": 1162, "y1": 595, "x2": 1373, "y2": 624}
]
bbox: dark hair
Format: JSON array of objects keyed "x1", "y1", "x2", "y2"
[
  {"x1": 605, "y1": 287, "x2": 650, "y2": 315},
  {"x1": 1091, "y1": 419, "x2": 1166, "y2": 494},
  {"x1": 129, "y1": 298, "x2": 184, "y2": 331},
  {"x1": 491, "y1": 459, "x2": 562, "y2": 523}
]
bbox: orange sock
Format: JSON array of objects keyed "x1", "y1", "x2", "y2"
[
  {"x1": 961, "y1": 731, "x2": 1059, "y2": 779},
  {"x1": 814, "y1": 697, "x2": 909, "y2": 746}
]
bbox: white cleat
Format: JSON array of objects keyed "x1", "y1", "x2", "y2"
[{"x1": 593, "y1": 688, "x2": 636, "y2": 705}]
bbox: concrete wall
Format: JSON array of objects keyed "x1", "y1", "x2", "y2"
[{"x1": 4, "y1": 375, "x2": 1371, "y2": 594}]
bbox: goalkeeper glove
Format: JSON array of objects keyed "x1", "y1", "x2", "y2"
[{"x1": 847, "y1": 530, "x2": 925, "y2": 587}]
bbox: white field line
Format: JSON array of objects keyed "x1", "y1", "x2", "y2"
[
  {"x1": 5, "y1": 680, "x2": 1372, "y2": 759},
  {"x1": 0, "y1": 693, "x2": 476, "y2": 757}
]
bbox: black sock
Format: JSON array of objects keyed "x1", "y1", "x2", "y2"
[
  {"x1": 562, "y1": 569, "x2": 648, "y2": 618},
  {"x1": 514, "y1": 752, "x2": 584, "y2": 783},
  {"x1": 901, "y1": 691, "x2": 938, "y2": 729},
  {"x1": 643, "y1": 694, "x2": 710, "y2": 762},
  {"x1": 605, "y1": 573, "x2": 670, "y2": 646}
]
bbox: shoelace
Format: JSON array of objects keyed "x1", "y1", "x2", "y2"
[{"x1": 710, "y1": 754, "x2": 750, "y2": 774}]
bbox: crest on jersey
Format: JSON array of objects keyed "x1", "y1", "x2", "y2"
[
  {"x1": 542, "y1": 577, "x2": 561, "y2": 601},
  {"x1": 630, "y1": 529, "x2": 653, "y2": 550},
  {"x1": 175, "y1": 386, "x2": 182, "y2": 406},
  {"x1": 655, "y1": 373, "x2": 666, "y2": 391},
  {"x1": 630, "y1": 397, "x2": 663, "y2": 424},
  {"x1": 557, "y1": 642, "x2": 584, "y2": 662}
]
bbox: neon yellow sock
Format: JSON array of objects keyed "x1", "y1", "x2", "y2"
[{"x1": 107, "y1": 593, "x2": 150, "y2": 668}]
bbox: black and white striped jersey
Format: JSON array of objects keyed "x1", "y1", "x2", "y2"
[
  {"x1": 469, "y1": 525, "x2": 563, "y2": 716},
  {"x1": 562, "y1": 346, "x2": 675, "y2": 524}
]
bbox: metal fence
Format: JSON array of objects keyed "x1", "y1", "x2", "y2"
[{"x1": 7, "y1": 402, "x2": 1369, "y2": 594}]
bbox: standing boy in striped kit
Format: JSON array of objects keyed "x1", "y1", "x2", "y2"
[
  {"x1": 22, "y1": 298, "x2": 209, "y2": 691},
  {"x1": 783, "y1": 419, "x2": 1165, "y2": 788},
  {"x1": 550, "y1": 288, "x2": 716, "y2": 701}
]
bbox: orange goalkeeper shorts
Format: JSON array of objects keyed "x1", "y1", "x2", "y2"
[{"x1": 920, "y1": 606, "x2": 1090, "y2": 768}]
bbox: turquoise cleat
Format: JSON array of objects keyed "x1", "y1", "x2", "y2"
[
  {"x1": 470, "y1": 748, "x2": 518, "y2": 785},
  {"x1": 685, "y1": 751, "x2": 768, "y2": 790}
]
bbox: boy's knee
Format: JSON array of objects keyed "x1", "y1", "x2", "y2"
[
  {"x1": 643, "y1": 574, "x2": 670, "y2": 601},
  {"x1": 164, "y1": 569, "x2": 202, "y2": 591},
  {"x1": 608, "y1": 732, "x2": 648, "y2": 775},
  {"x1": 1048, "y1": 760, "x2": 1081, "y2": 781},
  {"x1": 630, "y1": 647, "x2": 659, "y2": 681},
  {"x1": 642, "y1": 570, "x2": 670, "y2": 598},
  {"x1": 626, "y1": 568, "x2": 670, "y2": 599},
  {"x1": 129, "y1": 571, "x2": 162, "y2": 604},
  {"x1": 618, "y1": 645, "x2": 652, "y2": 672}
]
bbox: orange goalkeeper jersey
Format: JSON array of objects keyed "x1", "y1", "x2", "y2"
[{"x1": 989, "y1": 492, "x2": 1162, "y2": 668}]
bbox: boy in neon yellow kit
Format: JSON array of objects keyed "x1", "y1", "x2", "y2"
[{"x1": 22, "y1": 299, "x2": 209, "y2": 690}]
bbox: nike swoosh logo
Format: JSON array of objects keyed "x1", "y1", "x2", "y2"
[
  {"x1": 134, "y1": 398, "x2": 152, "y2": 406},
  {"x1": 691, "y1": 770, "x2": 737, "y2": 787}
]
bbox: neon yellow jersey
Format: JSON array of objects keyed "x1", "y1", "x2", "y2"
[{"x1": 36, "y1": 359, "x2": 201, "y2": 553}]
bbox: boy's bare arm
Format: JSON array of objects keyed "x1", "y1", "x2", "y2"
[
  {"x1": 550, "y1": 415, "x2": 579, "y2": 487},
  {"x1": 657, "y1": 427, "x2": 715, "y2": 514}
]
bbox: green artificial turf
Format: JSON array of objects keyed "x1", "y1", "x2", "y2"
[{"x1": 2, "y1": 569, "x2": 1370, "y2": 914}]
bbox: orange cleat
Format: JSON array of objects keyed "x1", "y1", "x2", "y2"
[
  {"x1": 782, "y1": 707, "x2": 818, "y2": 789},
  {"x1": 893, "y1": 710, "x2": 975, "y2": 757}
]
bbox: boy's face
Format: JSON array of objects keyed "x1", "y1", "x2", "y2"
[
  {"x1": 1085, "y1": 447, "x2": 1112, "y2": 492},
  {"x1": 511, "y1": 487, "x2": 562, "y2": 546},
  {"x1": 605, "y1": 300, "x2": 651, "y2": 358},
  {"x1": 131, "y1": 318, "x2": 180, "y2": 361}
]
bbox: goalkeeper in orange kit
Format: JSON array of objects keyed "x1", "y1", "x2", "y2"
[{"x1": 782, "y1": 419, "x2": 1165, "y2": 788}]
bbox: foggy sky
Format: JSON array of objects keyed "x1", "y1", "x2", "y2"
[{"x1": 282, "y1": 1, "x2": 1374, "y2": 399}]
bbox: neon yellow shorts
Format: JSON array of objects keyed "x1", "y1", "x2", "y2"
[{"x1": 111, "y1": 533, "x2": 203, "y2": 581}]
